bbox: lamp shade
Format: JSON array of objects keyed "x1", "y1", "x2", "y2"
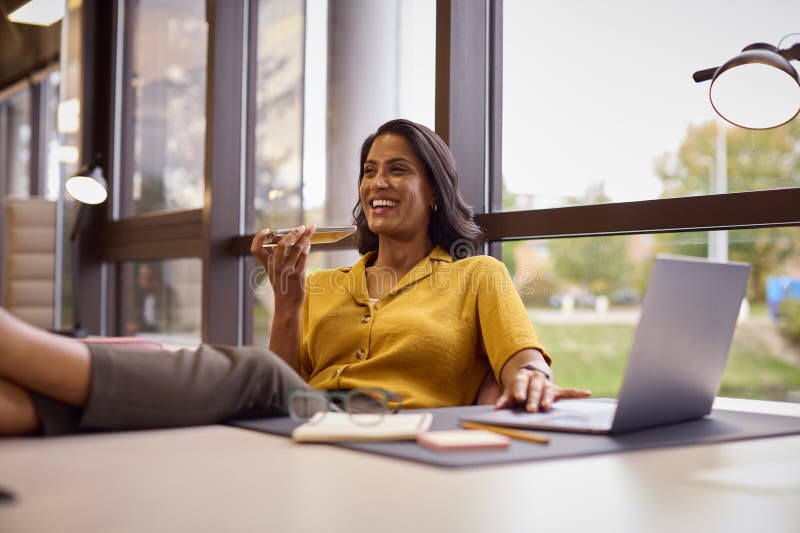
[
  {"x1": 65, "y1": 164, "x2": 108, "y2": 205},
  {"x1": 709, "y1": 43, "x2": 800, "y2": 129}
]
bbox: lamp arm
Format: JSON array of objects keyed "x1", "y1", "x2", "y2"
[
  {"x1": 69, "y1": 202, "x2": 89, "y2": 242},
  {"x1": 69, "y1": 203, "x2": 90, "y2": 337},
  {"x1": 693, "y1": 66, "x2": 718, "y2": 83},
  {"x1": 778, "y1": 42, "x2": 800, "y2": 62},
  {"x1": 695, "y1": 42, "x2": 800, "y2": 84}
]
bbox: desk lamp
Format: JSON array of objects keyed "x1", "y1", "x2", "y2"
[
  {"x1": 56, "y1": 155, "x2": 108, "y2": 338},
  {"x1": 693, "y1": 39, "x2": 800, "y2": 129}
]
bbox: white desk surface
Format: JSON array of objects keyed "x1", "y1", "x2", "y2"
[{"x1": 1, "y1": 397, "x2": 798, "y2": 533}]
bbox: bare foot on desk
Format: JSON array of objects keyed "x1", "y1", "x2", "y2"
[{"x1": 0, "y1": 307, "x2": 91, "y2": 406}]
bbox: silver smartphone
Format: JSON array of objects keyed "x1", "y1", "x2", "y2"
[{"x1": 262, "y1": 225, "x2": 357, "y2": 248}]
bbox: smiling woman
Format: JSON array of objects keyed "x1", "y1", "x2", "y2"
[
  {"x1": 352, "y1": 119, "x2": 481, "y2": 258},
  {"x1": 360, "y1": 134, "x2": 435, "y2": 247},
  {"x1": 251, "y1": 118, "x2": 591, "y2": 413}
]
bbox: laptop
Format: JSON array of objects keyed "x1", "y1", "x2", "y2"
[{"x1": 461, "y1": 255, "x2": 751, "y2": 435}]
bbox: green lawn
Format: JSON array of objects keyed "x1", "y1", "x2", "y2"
[
  {"x1": 537, "y1": 322, "x2": 800, "y2": 402},
  {"x1": 254, "y1": 299, "x2": 800, "y2": 402}
]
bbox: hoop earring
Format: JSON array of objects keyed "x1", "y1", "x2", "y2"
[{"x1": 431, "y1": 204, "x2": 438, "y2": 213}]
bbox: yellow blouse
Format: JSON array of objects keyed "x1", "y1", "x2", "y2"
[{"x1": 299, "y1": 246, "x2": 550, "y2": 408}]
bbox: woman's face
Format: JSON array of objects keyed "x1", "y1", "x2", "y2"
[{"x1": 359, "y1": 133, "x2": 436, "y2": 244}]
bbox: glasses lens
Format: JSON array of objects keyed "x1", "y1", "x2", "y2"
[
  {"x1": 288, "y1": 391, "x2": 327, "y2": 422},
  {"x1": 346, "y1": 390, "x2": 388, "y2": 426}
]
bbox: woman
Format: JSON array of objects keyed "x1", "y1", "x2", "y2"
[
  {"x1": 0, "y1": 119, "x2": 588, "y2": 436},
  {"x1": 252, "y1": 119, "x2": 589, "y2": 411}
]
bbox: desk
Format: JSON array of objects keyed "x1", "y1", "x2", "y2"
[{"x1": 1, "y1": 397, "x2": 798, "y2": 533}]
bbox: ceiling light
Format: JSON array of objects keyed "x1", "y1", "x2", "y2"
[{"x1": 8, "y1": 0, "x2": 65, "y2": 26}]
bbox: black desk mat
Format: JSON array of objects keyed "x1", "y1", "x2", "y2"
[{"x1": 230, "y1": 405, "x2": 800, "y2": 468}]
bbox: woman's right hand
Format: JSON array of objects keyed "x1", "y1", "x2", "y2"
[{"x1": 251, "y1": 225, "x2": 316, "y2": 311}]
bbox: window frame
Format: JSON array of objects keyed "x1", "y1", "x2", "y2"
[
  {"x1": 77, "y1": 0, "x2": 800, "y2": 346},
  {"x1": 461, "y1": 0, "x2": 800, "y2": 253}
]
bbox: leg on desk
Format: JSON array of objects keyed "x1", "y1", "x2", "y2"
[
  {"x1": 0, "y1": 307, "x2": 309, "y2": 436},
  {"x1": 0, "y1": 308, "x2": 91, "y2": 407},
  {"x1": 0, "y1": 377, "x2": 38, "y2": 435}
]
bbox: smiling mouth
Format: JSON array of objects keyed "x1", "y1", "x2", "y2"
[{"x1": 371, "y1": 199, "x2": 399, "y2": 209}]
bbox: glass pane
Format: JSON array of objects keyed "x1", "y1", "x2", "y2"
[
  {"x1": 56, "y1": 1, "x2": 83, "y2": 331},
  {"x1": 120, "y1": 259, "x2": 202, "y2": 347},
  {"x1": 44, "y1": 71, "x2": 62, "y2": 201},
  {"x1": 501, "y1": 0, "x2": 800, "y2": 211},
  {"x1": 252, "y1": 0, "x2": 437, "y2": 344},
  {"x1": 6, "y1": 88, "x2": 31, "y2": 198},
  {"x1": 503, "y1": 227, "x2": 800, "y2": 401},
  {"x1": 253, "y1": 0, "x2": 305, "y2": 232},
  {"x1": 250, "y1": 254, "x2": 274, "y2": 344},
  {"x1": 251, "y1": 249, "x2": 336, "y2": 345},
  {"x1": 127, "y1": 0, "x2": 207, "y2": 214},
  {"x1": 302, "y1": 0, "x2": 435, "y2": 230}
]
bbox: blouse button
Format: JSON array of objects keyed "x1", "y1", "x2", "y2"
[
  {"x1": 355, "y1": 349, "x2": 365, "y2": 360},
  {"x1": 361, "y1": 315, "x2": 371, "y2": 324}
]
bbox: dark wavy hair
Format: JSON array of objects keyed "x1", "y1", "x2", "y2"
[{"x1": 352, "y1": 119, "x2": 482, "y2": 259}]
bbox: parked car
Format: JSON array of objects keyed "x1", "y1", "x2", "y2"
[
  {"x1": 611, "y1": 287, "x2": 640, "y2": 306},
  {"x1": 548, "y1": 291, "x2": 597, "y2": 309}
]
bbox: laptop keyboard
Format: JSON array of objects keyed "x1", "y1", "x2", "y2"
[
  {"x1": 536, "y1": 404, "x2": 616, "y2": 429},
  {"x1": 548, "y1": 412, "x2": 615, "y2": 428}
]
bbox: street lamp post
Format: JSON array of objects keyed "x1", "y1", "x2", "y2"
[{"x1": 709, "y1": 117, "x2": 729, "y2": 262}]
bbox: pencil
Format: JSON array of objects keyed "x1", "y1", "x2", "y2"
[{"x1": 462, "y1": 421, "x2": 549, "y2": 444}]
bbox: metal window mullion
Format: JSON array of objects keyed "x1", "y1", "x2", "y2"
[
  {"x1": 0, "y1": 102, "x2": 7, "y2": 197},
  {"x1": 0, "y1": 102, "x2": 6, "y2": 306},
  {"x1": 29, "y1": 80, "x2": 48, "y2": 197},
  {"x1": 240, "y1": 0, "x2": 258, "y2": 346},
  {"x1": 203, "y1": 0, "x2": 248, "y2": 344},
  {"x1": 446, "y1": 0, "x2": 488, "y2": 216},
  {"x1": 487, "y1": 0, "x2": 503, "y2": 259}
]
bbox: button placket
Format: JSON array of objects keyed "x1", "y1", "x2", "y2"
[{"x1": 358, "y1": 303, "x2": 374, "y2": 361}]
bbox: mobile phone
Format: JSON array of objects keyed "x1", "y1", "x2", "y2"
[{"x1": 262, "y1": 225, "x2": 357, "y2": 248}]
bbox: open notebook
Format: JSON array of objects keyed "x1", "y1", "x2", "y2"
[{"x1": 291, "y1": 412, "x2": 433, "y2": 442}]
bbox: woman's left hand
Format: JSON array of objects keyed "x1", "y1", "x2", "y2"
[{"x1": 494, "y1": 365, "x2": 591, "y2": 413}]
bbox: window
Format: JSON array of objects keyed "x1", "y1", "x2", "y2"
[
  {"x1": 124, "y1": 0, "x2": 208, "y2": 215},
  {"x1": 253, "y1": 0, "x2": 304, "y2": 233},
  {"x1": 473, "y1": 1, "x2": 800, "y2": 403},
  {"x1": 43, "y1": 70, "x2": 61, "y2": 200},
  {"x1": 504, "y1": 228, "x2": 800, "y2": 400},
  {"x1": 501, "y1": 0, "x2": 800, "y2": 211},
  {"x1": 251, "y1": 0, "x2": 437, "y2": 345},
  {"x1": 302, "y1": 0, "x2": 435, "y2": 231},
  {"x1": 119, "y1": 259, "x2": 202, "y2": 346},
  {"x1": 4, "y1": 88, "x2": 31, "y2": 198}
]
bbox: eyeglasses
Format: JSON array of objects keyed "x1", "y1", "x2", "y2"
[{"x1": 287, "y1": 388, "x2": 403, "y2": 426}]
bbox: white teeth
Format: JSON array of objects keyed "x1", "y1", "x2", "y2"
[{"x1": 371, "y1": 199, "x2": 398, "y2": 208}]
